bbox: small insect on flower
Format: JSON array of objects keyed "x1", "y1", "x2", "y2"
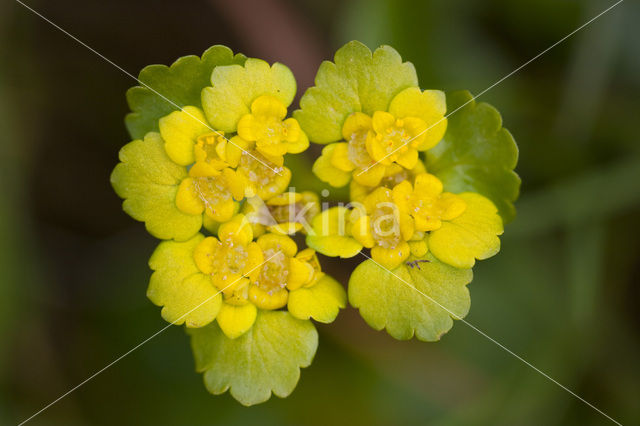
[{"x1": 406, "y1": 259, "x2": 430, "y2": 270}]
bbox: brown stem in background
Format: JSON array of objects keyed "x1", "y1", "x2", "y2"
[{"x1": 210, "y1": 0, "x2": 328, "y2": 98}]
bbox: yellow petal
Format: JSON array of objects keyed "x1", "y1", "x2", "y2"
[
  {"x1": 312, "y1": 144, "x2": 352, "y2": 187},
  {"x1": 249, "y1": 285, "x2": 288, "y2": 310},
  {"x1": 414, "y1": 173, "x2": 443, "y2": 197},
  {"x1": 251, "y1": 94, "x2": 287, "y2": 120},
  {"x1": 415, "y1": 118, "x2": 447, "y2": 151},
  {"x1": 245, "y1": 242, "x2": 265, "y2": 281},
  {"x1": 287, "y1": 257, "x2": 315, "y2": 290},
  {"x1": 408, "y1": 240, "x2": 428, "y2": 257},
  {"x1": 257, "y1": 233, "x2": 298, "y2": 257},
  {"x1": 350, "y1": 215, "x2": 375, "y2": 248},
  {"x1": 212, "y1": 274, "x2": 247, "y2": 295},
  {"x1": 256, "y1": 139, "x2": 289, "y2": 158},
  {"x1": 254, "y1": 166, "x2": 292, "y2": 200},
  {"x1": 402, "y1": 117, "x2": 428, "y2": 143},
  {"x1": 392, "y1": 181, "x2": 413, "y2": 211},
  {"x1": 363, "y1": 187, "x2": 393, "y2": 212},
  {"x1": 204, "y1": 197, "x2": 237, "y2": 223},
  {"x1": 400, "y1": 213, "x2": 415, "y2": 240},
  {"x1": 371, "y1": 111, "x2": 396, "y2": 134},
  {"x1": 342, "y1": 112, "x2": 372, "y2": 140},
  {"x1": 414, "y1": 215, "x2": 442, "y2": 232},
  {"x1": 188, "y1": 160, "x2": 224, "y2": 178},
  {"x1": 260, "y1": 150, "x2": 285, "y2": 167},
  {"x1": 288, "y1": 275, "x2": 346, "y2": 323},
  {"x1": 216, "y1": 302, "x2": 257, "y2": 339},
  {"x1": 286, "y1": 126, "x2": 309, "y2": 154},
  {"x1": 267, "y1": 191, "x2": 302, "y2": 206},
  {"x1": 388, "y1": 87, "x2": 446, "y2": 121},
  {"x1": 225, "y1": 136, "x2": 252, "y2": 167},
  {"x1": 371, "y1": 241, "x2": 411, "y2": 270},
  {"x1": 330, "y1": 142, "x2": 356, "y2": 172},
  {"x1": 387, "y1": 88, "x2": 447, "y2": 151},
  {"x1": 440, "y1": 192, "x2": 467, "y2": 220},
  {"x1": 175, "y1": 178, "x2": 204, "y2": 215},
  {"x1": 428, "y1": 193, "x2": 503, "y2": 268},
  {"x1": 365, "y1": 134, "x2": 392, "y2": 165},
  {"x1": 193, "y1": 236, "x2": 221, "y2": 274},
  {"x1": 159, "y1": 106, "x2": 210, "y2": 166},
  {"x1": 267, "y1": 222, "x2": 303, "y2": 235},
  {"x1": 396, "y1": 147, "x2": 418, "y2": 169},
  {"x1": 218, "y1": 214, "x2": 253, "y2": 245},
  {"x1": 353, "y1": 163, "x2": 386, "y2": 187},
  {"x1": 237, "y1": 114, "x2": 259, "y2": 142},
  {"x1": 222, "y1": 168, "x2": 246, "y2": 201},
  {"x1": 349, "y1": 180, "x2": 371, "y2": 203}
]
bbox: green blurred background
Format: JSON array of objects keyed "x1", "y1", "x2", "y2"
[{"x1": 2, "y1": 0, "x2": 639, "y2": 424}]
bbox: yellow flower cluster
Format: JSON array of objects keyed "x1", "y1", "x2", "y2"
[
  {"x1": 184, "y1": 215, "x2": 331, "y2": 338},
  {"x1": 113, "y1": 58, "x2": 347, "y2": 340},
  {"x1": 161, "y1": 97, "x2": 305, "y2": 223},
  {"x1": 313, "y1": 88, "x2": 447, "y2": 193}
]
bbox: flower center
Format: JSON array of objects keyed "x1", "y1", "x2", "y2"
[
  {"x1": 193, "y1": 175, "x2": 233, "y2": 212},
  {"x1": 347, "y1": 130, "x2": 373, "y2": 168},
  {"x1": 199, "y1": 238, "x2": 249, "y2": 277},
  {"x1": 254, "y1": 248, "x2": 289, "y2": 294},
  {"x1": 194, "y1": 132, "x2": 227, "y2": 166},
  {"x1": 237, "y1": 150, "x2": 284, "y2": 186},
  {"x1": 380, "y1": 169, "x2": 410, "y2": 188},
  {"x1": 270, "y1": 202, "x2": 312, "y2": 225},
  {"x1": 370, "y1": 207, "x2": 401, "y2": 248},
  {"x1": 378, "y1": 120, "x2": 411, "y2": 155}
]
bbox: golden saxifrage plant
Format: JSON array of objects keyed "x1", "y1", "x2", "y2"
[{"x1": 111, "y1": 41, "x2": 519, "y2": 405}]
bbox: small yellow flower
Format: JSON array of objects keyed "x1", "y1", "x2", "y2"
[
  {"x1": 365, "y1": 112, "x2": 426, "y2": 168},
  {"x1": 250, "y1": 234, "x2": 310, "y2": 308},
  {"x1": 193, "y1": 215, "x2": 264, "y2": 298},
  {"x1": 244, "y1": 191, "x2": 320, "y2": 236},
  {"x1": 250, "y1": 233, "x2": 345, "y2": 324},
  {"x1": 349, "y1": 187, "x2": 417, "y2": 269},
  {"x1": 393, "y1": 173, "x2": 467, "y2": 232},
  {"x1": 350, "y1": 159, "x2": 427, "y2": 203},
  {"x1": 175, "y1": 168, "x2": 245, "y2": 223},
  {"x1": 313, "y1": 112, "x2": 389, "y2": 188},
  {"x1": 312, "y1": 87, "x2": 447, "y2": 190},
  {"x1": 159, "y1": 106, "x2": 246, "y2": 169},
  {"x1": 237, "y1": 95, "x2": 309, "y2": 158},
  {"x1": 157, "y1": 106, "x2": 252, "y2": 224},
  {"x1": 235, "y1": 149, "x2": 292, "y2": 200},
  {"x1": 192, "y1": 215, "x2": 263, "y2": 338}
]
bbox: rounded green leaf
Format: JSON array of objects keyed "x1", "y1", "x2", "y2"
[
  {"x1": 425, "y1": 90, "x2": 520, "y2": 223},
  {"x1": 201, "y1": 58, "x2": 297, "y2": 133},
  {"x1": 348, "y1": 254, "x2": 472, "y2": 341},
  {"x1": 110, "y1": 132, "x2": 202, "y2": 241},
  {"x1": 148, "y1": 234, "x2": 222, "y2": 328},
  {"x1": 294, "y1": 40, "x2": 418, "y2": 143},
  {"x1": 188, "y1": 310, "x2": 318, "y2": 406},
  {"x1": 125, "y1": 45, "x2": 246, "y2": 139},
  {"x1": 288, "y1": 274, "x2": 347, "y2": 323}
]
